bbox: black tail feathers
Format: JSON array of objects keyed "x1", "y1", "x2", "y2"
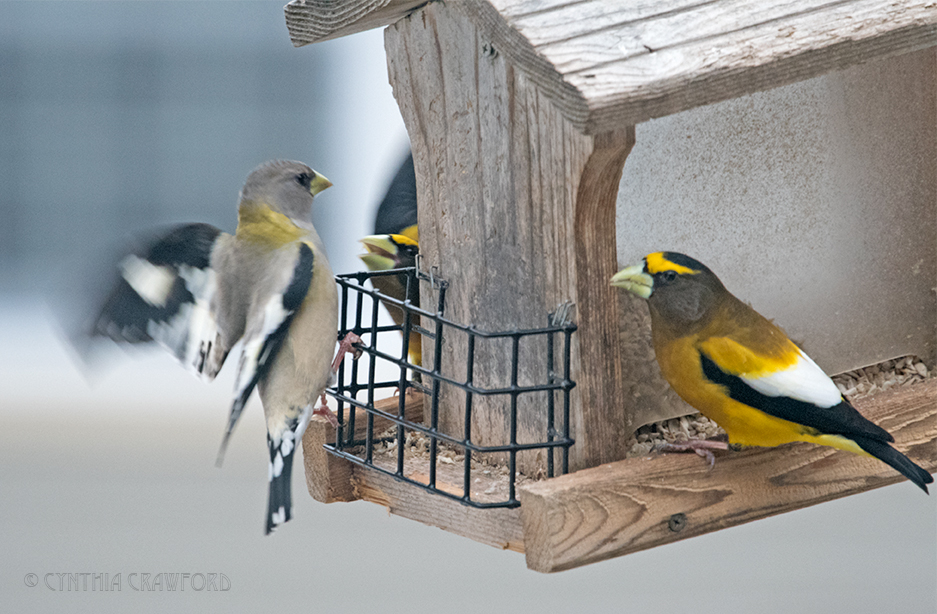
[
  {"x1": 854, "y1": 436, "x2": 933, "y2": 494},
  {"x1": 265, "y1": 433, "x2": 296, "y2": 534}
]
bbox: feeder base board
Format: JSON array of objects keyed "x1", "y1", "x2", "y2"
[{"x1": 302, "y1": 380, "x2": 936, "y2": 572}]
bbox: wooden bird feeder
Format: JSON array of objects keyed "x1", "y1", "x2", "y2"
[{"x1": 287, "y1": 0, "x2": 937, "y2": 572}]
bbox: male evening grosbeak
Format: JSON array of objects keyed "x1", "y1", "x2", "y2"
[
  {"x1": 92, "y1": 159, "x2": 357, "y2": 533},
  {"x1": 611, "y1": 251, "x2": 932, "y2": 493},
  {"x1": 359, "y1": 152, "x2": 422, "y2": 366},
  {"x1": 359, "y1": 233, "x2": 421, "y2": 366}
]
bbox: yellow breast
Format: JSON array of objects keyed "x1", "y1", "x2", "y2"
[{"x1": 652, "y1": 332, "x2": 830, "y2": 448}]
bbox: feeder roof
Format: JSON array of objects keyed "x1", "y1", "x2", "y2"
[{"x1": 286, "y1": 0, "x2": 937, "y2": 133}]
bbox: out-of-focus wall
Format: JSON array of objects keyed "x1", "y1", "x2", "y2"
[
  {"x1": 617, "y1": 48, "x2": 936, "y2": 375},
  {"x1": 0, "y1": 2, "x2": 407, "y2": 313}
]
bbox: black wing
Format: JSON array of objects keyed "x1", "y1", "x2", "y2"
[
  {"x1": 699, "y1": 352, "x2": 891, "y2": 442},
  {"x1": 374, "y1": 152, "x2": 417, "y2": 236},
  {"x1": 92, "y1": 223, "x2": 224, "y2": 377}
]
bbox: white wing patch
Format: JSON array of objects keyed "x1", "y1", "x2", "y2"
[
  {"x1": 232, "y1": 294, "x2": 290, "y2": 402},
  {"x1": 120, "y1": 255, "x2": 175, "y2": 307},
  {"x1": 146, "y1": 301, "x2": 197, "y2": 361},
  {"x1": 271, "y1": 450, "x2": 284, "y2": 479},
  {"x1": 177, "y1": 265, "x2": 219, "y2": 376},
  {"x1": 128, "y1": 262, "x2": 220, "y2": 379},
  {"x1": 740, "y1": 350, "x2": 843, "y2": 408}
]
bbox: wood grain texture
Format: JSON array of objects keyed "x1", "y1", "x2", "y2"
[
  {"x1": 286, "y1": 0, "x2": 935, "y2": 131},
  {"x1": 302, "y1": 393, "x2": 423, "y2": 503},
  {"x1": 301, "y1": 392, "x2": 524, "y2": 550},
  {"x1": 385, "y1": 1, "x2": 634, "y2": 473},
  {"x1": 518, "y1": 380, "x2": 937, "y2": 573},
  {"x1": 285, "y1": 0, "x2": 426, "y2": 45},
  {"x1": 461, "y1": 0, "x2": 937, "y2": 132},
  {"x1": 351, "y1": 466, "x2": 526, "y2": 551},
  {"x1": 303, "y1": 413, "x2": 358, "y2": 503},
  {"x1": 617, "y1": 292, "x2": 695, "y2": 428}
]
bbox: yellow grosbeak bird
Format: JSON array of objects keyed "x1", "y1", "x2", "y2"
[
  {"x1": 359, "y1": 233, "x2": 421, "y2": 366},
  {"x1": 611, "y1": 251, "x2": 933, "y2": 493},
  {"x1": 360, "y1": 152, "x2": 422, "y2": 366}
]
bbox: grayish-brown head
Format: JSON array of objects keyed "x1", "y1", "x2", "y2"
[
  {"x1": 611, "y1": 251, "x2": 728, "y2": 330},
  {"x1": 239, "y1": 159, "x2": 332, "y2": 221}
]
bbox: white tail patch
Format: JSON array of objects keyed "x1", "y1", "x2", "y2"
[
  {"x1": 271, "y1": 451, "x2": 284, "y2": 479},
  {"x1": 270, "y1": 506, "x2": 287, "y2": 527}
]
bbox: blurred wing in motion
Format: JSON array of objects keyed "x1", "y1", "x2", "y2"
[{"x1": 92, "y1": 222, "x2": 227, "y2": 379}]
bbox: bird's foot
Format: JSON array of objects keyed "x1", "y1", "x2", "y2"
[
  {"x1": 654, "y1": 439, "x2": 730, "y2": 469},
  {"x1": 312, "y1": 402, "x2": 339, "y2": 429},
  {"x1": 331, "y1": 332, "x2": 363, "y2": 374}
]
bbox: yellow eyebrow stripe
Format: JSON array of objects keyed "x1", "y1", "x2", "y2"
[
  {"x1": 645, "y1": 252, "x2": 699, "y2": 275},
  {"x1": 398, "y1": 224, "x2": 419, "y2": 244},
  {"x1": 390, "y1": 232, "x2": 418, "y2": 247}
]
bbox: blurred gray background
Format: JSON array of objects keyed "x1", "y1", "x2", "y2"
[{"x1": 1, "y1": 3, "x2": 934, "y2": 613}]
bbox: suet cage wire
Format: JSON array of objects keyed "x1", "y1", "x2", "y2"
[{"x1": 327, "y1": 263, "x2": 577, "y2": 508}]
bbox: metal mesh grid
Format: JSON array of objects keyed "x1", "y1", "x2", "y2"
[{"x1": 326, "y1": 265, "x2": 576, "y2": 508}]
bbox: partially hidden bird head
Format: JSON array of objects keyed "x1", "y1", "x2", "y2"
[
  {"x1": 611, "y1": 251, "x2": 728, "y2": 327},
  {"x1": 239, "y1": 159, "x2": 332, "y2": 222},
  {"x1": 359, "y1": 234, "x2": 419, "y2": 271}
]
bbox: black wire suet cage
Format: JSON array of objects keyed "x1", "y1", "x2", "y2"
[{"x1": 327, "y1": 263, "x2": 577, "y2": 509}]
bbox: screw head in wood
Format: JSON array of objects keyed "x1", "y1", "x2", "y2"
[{"x1": 668, "y1": 513, "x2": 687, "y2": 533}]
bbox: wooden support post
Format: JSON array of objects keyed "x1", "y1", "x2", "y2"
[
  {"x1": 385, "y1": 1, "x2": 634, "y2": 474},
  {"x1": 302, "y1": 393, "x2": 424, "y2": 503},
  {"x1": 518, "y1": 380, "x2": 937, "y2": 573}
]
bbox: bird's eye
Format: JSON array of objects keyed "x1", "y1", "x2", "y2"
[
  {"x1": 295, "y1": 173, "x2": 312, "y2": 189},
  {"x1": 662, "y1": 270, "x2": 677, "y2": 282}
]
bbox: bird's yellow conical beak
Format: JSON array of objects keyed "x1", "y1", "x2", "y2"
[
  {"x1": 610, "y1": 264, "x2": 654, "y2": 299},
  {"x1": 360, "y1": 235, "x2": 399, "y2": 258},
  {"x1": 359, "y1": 253, "x2": 395, "y2": 271},
  {"x1": 309, "y1": 172, "x2": 333, "y2": 196},
  {"x1": 359, "y1": 235, "x2": 400, "y2": 271}
]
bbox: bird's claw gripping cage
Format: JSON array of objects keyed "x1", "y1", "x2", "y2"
[{"x1": 327, "y1": 264, "x2": 577, "y2": 508}]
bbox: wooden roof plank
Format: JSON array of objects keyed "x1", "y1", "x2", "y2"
[
  {"x1": 287, "y1": 0, "x2": 937, "y2": 130},
  {"x1": 285, "y1": 0, "x2": 427, "y2": 45},
  {"x1": 570, "y1": 0, "x2": 937, "y2": 130},
  {"x1": 469, "y1": 0, "x2": 937, "y2": 132},
  {"x1": 516, "y1": 0, "x2": 846, "y2": 70},
  {"x1": 509, "y1": 0, "x2": 731, "y2": 50}
]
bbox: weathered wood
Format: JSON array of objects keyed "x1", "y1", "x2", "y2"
[
  {"x1": 302, "y1": 390, "x2": 524, "y2": 549},
  {"x1": 348, "y1": 431, "x2": 530, "y2": 550},
  {"x1": 351, "y1": 465, "x2": 526, "y2": 551},
  {"x1": 362, "y1": 435, "x2": 534, "y2": 504},
  {"x1": 285, "y1": 0, "x2": 426, "y2": 45},
  {"x1": 302, "y1": 392, "x2": 424, "y2": 503},
  {"x1": 462, "y1": 0, "x2": 937, "y2": 132},
  {"x1": 518, "y1": 380, "x2": 937, "y2": 573},
  {"x1": 617, "y1": 292, "x2": 695, "y2": 429},
  {"x1": 385, "y1": 1, "x2": 634, "y2": 474},
  {"x1": 303, "y1": 413, "x2": 358, "y2": 503},
  {"x1": 288, "y1": 0, "x2": 936, "y2": 130}
]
